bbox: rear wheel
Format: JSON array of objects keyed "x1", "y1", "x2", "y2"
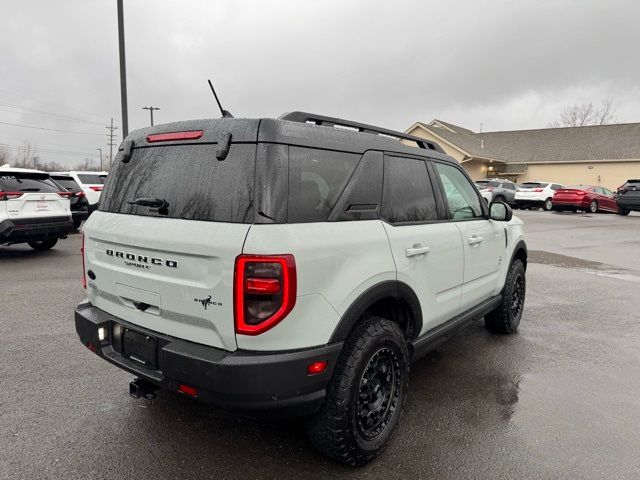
[
  {"x1": 543, "y1": 198, "x2": 553, "y2": 211},
  {"x1": 28, "y1": 239, "x2": 58, "y2": 251},
  {"x1": 485, "y1": 259, "x2": 525, "y2": 334},
  {"x1": 618, "y1": 207, "x2": 630, "y2": 216},
  {"x1": 306, "y1": 316, "x2": 408, "y2": 466},
  {"x1": 589, "y1": 200, "x2": 598, "y2": 213}
]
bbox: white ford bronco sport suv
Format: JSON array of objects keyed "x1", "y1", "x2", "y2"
[
  {"x1": 75, "y1": 113, "x2": 527, "y2": 465},
  {"x1": 0, "y1": 165, "x2": 73, "y2": 250}
]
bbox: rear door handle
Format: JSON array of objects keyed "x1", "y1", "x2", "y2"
[
  {"x1": 405, "y1": 244, "x2": 431, "y2": 257},
  {"x1": 468, "y1": 235, "x2": 484, "y2": 246}
]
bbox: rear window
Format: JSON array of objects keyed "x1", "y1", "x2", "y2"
[
  {"x1": 77, "y1": 174, "x2": 107, "y2": 185},
  {"x1": 521, "y1": 182, "x2": 548, "y2": 188},
  {"x1": 566, "y1": 185, "x2": 590, "y2": 190},
  {"x1": 99, "y1": 144, "x2": 255, "y2": 223},
  {"x1": 0, "y1": 173, "x2": 60, "y2": 193},
  {"x1": 51, "y1": 176, "x2": 81, "y2": 192}
]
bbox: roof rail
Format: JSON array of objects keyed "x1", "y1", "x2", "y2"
[{"x1": 279, "y1": 111, "x2": 445, "y2": 153}]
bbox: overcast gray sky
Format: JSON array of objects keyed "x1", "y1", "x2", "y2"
[{"x1": 1, "y1": 0, "x2": 639, "y2": 168}]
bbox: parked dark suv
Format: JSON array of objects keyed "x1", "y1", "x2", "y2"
[
  {"x1": 616, "y1": 179, "x2": 640, "y2": 215},
  {"x1": 50, "y1": 174, "x2": 90, "y2": 229}
]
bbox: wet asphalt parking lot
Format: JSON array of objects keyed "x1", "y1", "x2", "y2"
[{"x1": 2, "y1": 210, "x2": 640, "y2": 479}]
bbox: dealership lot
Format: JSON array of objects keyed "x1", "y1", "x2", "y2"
[{"x1": 1, "y1": 210, "x2": 639, "y2": 479}]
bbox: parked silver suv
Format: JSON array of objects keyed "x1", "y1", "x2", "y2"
[{"x1": 475, "y1": 178, "x2": 518, "y2": 206}]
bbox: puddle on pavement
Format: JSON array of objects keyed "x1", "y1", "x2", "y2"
[{"x1": 529, "y1": 250, "x2": 640, "y2": 283}]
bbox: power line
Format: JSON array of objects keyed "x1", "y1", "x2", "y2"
[
  {"x1": 1, "y1": 143, "x2": 98, "y2": 157},
  {"x1": 106, "y1": 118, "x2": 118, "y2": 169},
  {"x1": 0, "y1": 120, "x2": 104, "y2": 136},
  {"x1": 143, "y1": 106, "x2": 160, "y2": 126},
  {"x1": 0, "y1": 89, "x2": 106, "y2": 121},
  {"x1": 0, "y1": 102, "x2": 105, "y2": 126}
]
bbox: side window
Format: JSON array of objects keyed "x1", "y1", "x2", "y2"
[
  {"x1": 602, "y1": 187, "x2": 614, "y2": 196},
  {"x1": 593, "y1": 187, "x2": 605, "y2": 195},
  {"x1": 287, "y1": 147, "x2": 360, "y2": 223},
  {"x1": 504, "y1": 182, "x2": 516, "y2": 190},
  {"x1": 551, "y1": 184, "x2": 562, "y2": 191},
  {"x1": 434, "y1": 162, "x2": 483, "y2": 220},
  {"x1": 382, "y1": 156, "x2": 437, "y2": 223}
]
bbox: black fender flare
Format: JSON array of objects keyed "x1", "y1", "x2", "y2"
[
  {"x1": 509, "y1": 239, "x2": 528, "y2": 269},
  {"x1": 328, "y1": 281, "x2": 422, "y2": 343}
]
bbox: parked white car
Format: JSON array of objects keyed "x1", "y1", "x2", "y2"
[
  {"x1": 50, "y1": 171, "x2": 108, "y2": 213},
  {"x1": 514, "y1": 181, "x2": 565, "y2": 210},
  {"x1": 74, "y1": 113, "x2": 528, "y2": 466},
  {"x1": 0, "y1": 165, "x2": 72, "y2": 250}
]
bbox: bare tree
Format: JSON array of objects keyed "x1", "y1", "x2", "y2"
[
  {"x1": 17, "y1": 140, "x2": 38, "y2": 167},
  {"x1": 549, "y1": 98, "x2": 616, "y2": 127},
  {"x1": 0, "y1": 145, "x2": 12, "y2": 165}
]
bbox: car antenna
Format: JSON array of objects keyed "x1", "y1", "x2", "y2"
[{"x1": 207, "y1": 79, "x2": 234, "y2": 118}]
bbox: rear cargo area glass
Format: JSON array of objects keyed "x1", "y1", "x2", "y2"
[
  {"x1": 99, "y1": 144, "x2": 255, "y2": 223},
  {"x1": 0, "y1": 173, "x2": 59, "y2": 193}
]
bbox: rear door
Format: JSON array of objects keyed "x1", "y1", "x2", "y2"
[
  {"x1": 433, "y1": 162, "x2": 504, "y2": 311},
  {"x1": 0, "y1": 172, "x2": 70, "y2": 220},
  {"x1": 381, "y1": 155, "x2": 463, "y2": 334},
  {"x1": 84, "y1": 142, "x2": 256, "y2": 351}
]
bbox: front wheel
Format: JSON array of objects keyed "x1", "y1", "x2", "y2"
[
  {"x1": 28, "y1": 239, "x2": 58, "y2": 251},
  {"x1": 589, "y1": 200, "x2": 598, "y2": 213},
  {"x1": 306, "y1": 317, "x2": 408, "y2": 466},
  {"x1": 543, "y1": 198, "x2": 553, "y2": 211},
  {"x1": 485, "y1": 259, "x2": 526, "y2": 334}
]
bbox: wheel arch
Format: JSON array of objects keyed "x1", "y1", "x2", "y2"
[
  {"x1": 328, "y1": 281, "x2": 422, "y2": 343},
  {"x1": 510, "y1": 239, "x2": 528, "y2": 270}
]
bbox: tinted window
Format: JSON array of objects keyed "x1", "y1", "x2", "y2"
[
  {"x1": 551, "y1": 184, "x2": 563, "y2": 190},
  {"x1": 602, "y1": 188, "x2": 614, "y2": 196},
  {"x1": 435, "y1": 162, "x2": 483, "y2": 220},
  {"x1": 503, "y1": 182, "x2": 516, "y2": 190},
  {"x1": 77, "y1": 174, "x2": 107, "y2": 185},
  {"x1": 100, "y1": 144, "x2": 255, "y2": 223},
  {"x1": 287, "y1": 147, "x2": 360, "y2": 223},
  {"x1": 0, "y1": 173, "x2": 59, "y2": 193},
  {"x1": 51, "y1": 176, "x2": 81, "y2": 192},
  {"x1": 382, "y1": 156, "x2": 437, "y2": 223},
  {"x1": 521, "y1": 182, "x2": 549, "y2": 188}
]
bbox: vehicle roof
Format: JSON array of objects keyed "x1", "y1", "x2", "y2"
[
  {"x1": 0, "y1": 165, "x2": 49, "y2": 175},
  {"x1": 51, "y1": 171, "x2": 109, "y2": 175},
  {"x1": 124, "y1": 116, "x2": 456, "y2": 163}
]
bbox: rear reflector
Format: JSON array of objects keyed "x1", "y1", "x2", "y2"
[
  {"x1": 246, "y1": 277, "x2": 281, "y2": 294},
  {"x1": 146, "y1": 130, "x2": 204, "y2": 143},
  {"x1": 307, "y1": 361, "x2": 327, "y2": 376},
  {"x1": 89, "y1": 186, "x2": 103, "y2": 192},
  {"x1": 177, "y1": 384, "x2": 198, "y2": 397}
]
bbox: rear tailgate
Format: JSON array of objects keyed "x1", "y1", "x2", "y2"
[
  {"x1": 84, "y1": 136, "x2": 257, "y2": 352},
  {"x1": 554, "y1": 188, "x2": 587, "y2": 203},
  {"x1": 84, "y1": 213, "x2": 249, "y2": 351},
  {"x1": 0, "y1": 172, "x2": 70, "y2": 219}
]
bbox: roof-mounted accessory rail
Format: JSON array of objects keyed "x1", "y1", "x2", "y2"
[{"x1": 279, "y1": 111, "x2": 444, "y2": 153}]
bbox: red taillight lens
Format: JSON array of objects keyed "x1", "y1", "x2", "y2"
[
  {"x1": 0, "y1": 191, "x2": 23, "y2": 200},
  {"x1": 58, "y1": 191, "x2": 72, "y2": 198},
  {"x1": 89, "y1": 186, "x2": 103, "y2": 192},
  {"x1": 307, "y1": 361, "x2": 328, "y2": 376},
  {"x1": 146, "y1": 130, "x2": 204, "y2": 143},
  {"x1": 81, "y1": 233, "x2": 87, "y2": 289},
  {"x1": 177, "y1": 384, "x2": 198, "y2": 397},
  {"x1": 75, "y1": 191, "x2": 85, "y2": 198},
  {"x1": 234, "y1": 254, "x2": 296, "y2": 335},
  {"x1": 533, "y1": 188, "x2": 544, "y2": 192}
]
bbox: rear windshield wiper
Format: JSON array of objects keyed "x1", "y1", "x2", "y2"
[{"x1": 128, "y1": 197, "x2": 170, "y2": 215}]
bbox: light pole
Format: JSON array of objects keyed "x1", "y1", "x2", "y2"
[
  {"x1": 97, "y1": 148, "x2": 103, "y2": 171},
  {"x1": 117, "y1": 0, "x2": 128, "y2": 138},
  {"x1": 142, "y1": 106, "x2": 160, "y2": 126}
]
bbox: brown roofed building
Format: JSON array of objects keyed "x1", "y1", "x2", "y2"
[{"x1": 405, "y1": 120, "x2": 640, "y2": 190}]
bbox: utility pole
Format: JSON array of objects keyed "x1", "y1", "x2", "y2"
[
  {"x1": 117, "y1": 0, "x2": 129, "y2": 138},
  {"x1": 33, "y1": 156, "x2": 39, "y2": 170},
  {"x1": 142, "y1": 106, "x2": 160, "y2": 126},
  {"x1": 106, "y1": 118, "x2": 118, "y2": 169},
  {"x1": 97, "y1": 148, "x2": 103, "y2": 171}
]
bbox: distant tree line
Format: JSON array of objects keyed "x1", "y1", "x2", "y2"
[{"x1": 0, "y1": 141, "x2": 104, "y2": 172}]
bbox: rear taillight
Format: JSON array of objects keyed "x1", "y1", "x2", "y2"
[
  {"x1": 81, "y1": 233, "x2": 87, "y2": 289},
  {"x1": 57, "y1": 191, "x2": 72, "y2": 198},
  {"x1": 146, "y1": 130, "x2": 204, "y2": 143},
  {"x1": 234, "y1": 254, "x2": 296, "y2": 335},
  {"x1": 533, "y1": 188, "x2": 544, "y2": 192},
  {"x1": 0, "y1": 191, "x2": 23, "y2": 200},
  {"x1": 89, "y1": 186, "x2": 103, "y2": 192},
  {"x1": 75, "y1": 191, "x2": 85, "y2": 198}
]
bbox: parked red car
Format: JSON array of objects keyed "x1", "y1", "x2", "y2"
[{"x1": 552, "y1": 185, "x2": 619, "y2": 213}]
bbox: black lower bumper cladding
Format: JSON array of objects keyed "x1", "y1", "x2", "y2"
[
  {"x1": 0, "y1": 216, "x2": 73, "y2": 244},
  {"x1": 75, "y1": 302, "x2": 343, "y2": 416}
]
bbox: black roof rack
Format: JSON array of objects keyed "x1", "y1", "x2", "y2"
[{"x1": 280, "y1": 111, "x2": 444, "y2": 154}]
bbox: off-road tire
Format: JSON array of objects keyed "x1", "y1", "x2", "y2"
[
  {"x1": 28, "y1": 239, "x2": 58, "y2": 251},
  {"x1": 543, "y1": 198, "x2": 553, "y2": 211},
  {"x1": 617, "y1": 207, "x2": 630, "y2": 216},
  {"x1": 485, "y1": 259, "x2": 525, "y2": 334},
  {"x1": 589, "y1": 200, "x2": 598, "y2": 213},
  {"x1": 306, "y1": 316, "x2": 408, "y2": 466}
]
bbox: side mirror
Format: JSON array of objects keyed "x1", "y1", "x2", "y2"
[{"x1": 489, "y1": 201, "x2": 513, "y2": 222}]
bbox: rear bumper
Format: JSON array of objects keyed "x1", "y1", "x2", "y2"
[
  {"x1": 617, "y1": 197, "x2": 640, "y2": 210},
  {"x1": 87, "y1": 203, "x2": 99, "y2": 214},
  {"x1": 553, "y1": 199, "x2": 590, "y2": 209},
  {"x1": 75, "y1": 302, "x2": 343, "y2": 416},
  {"x1": 71, "y1": 208, "x2": 89, "y2": 222},
  {"x1": 0, "y1": 216, "x2": 73, "y2": 244},
  {"x1": 514, "y1": 198, "x2": 545, "y2": 207}
]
